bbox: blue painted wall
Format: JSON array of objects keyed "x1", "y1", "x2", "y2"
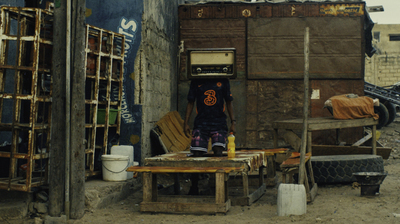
[{"x1": 86, "y1": 0, "x2": 143, "y2": 162}]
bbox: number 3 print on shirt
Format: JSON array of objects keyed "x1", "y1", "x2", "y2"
[{"x1": 204, "y1": 90, "x2": 217, "y2": 106}]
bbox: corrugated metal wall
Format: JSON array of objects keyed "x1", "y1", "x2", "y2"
[{"x1": 178, "y1": 2, "x2": 366, "y2": 148}]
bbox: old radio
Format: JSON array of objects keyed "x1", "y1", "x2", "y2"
[{"x1": 187, "y1": 48, "x2": 236, "y2": 79}]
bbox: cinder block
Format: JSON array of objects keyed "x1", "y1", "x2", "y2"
[{"x1": 277, "y1": 184, "x2": 307, "y2": 216}]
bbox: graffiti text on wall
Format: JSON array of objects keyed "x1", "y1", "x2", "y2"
[
  {"x1": 118, "y1": 17, "x2": 138, "y2": 72},
  {"x1": 116, "y1": 17, "x2": 139, "y2": 124}
]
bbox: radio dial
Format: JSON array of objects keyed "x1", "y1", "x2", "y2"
[
  {"x1": 223, "y1": 67, "x2": 228, "y2": 72},
  {"x1": 196, "y1": 67, "x2": 202, "y2": 73}
]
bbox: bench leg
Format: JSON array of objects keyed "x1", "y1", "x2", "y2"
[
  {"x1": 273, "y1": 128, "x2": 278, "y2": 148},
  {"x1": 259, "y1": 166, "x2": 265, "y2": 187},
  {"x1": 143, "y1": 172, "x2": 157, "y2": 202},
  {"x1": 215, "y1": 171, "x2": 226, "y2": 204},
  {"x1": 174, "y1": 173, "x2": 180, "y2": 195},
  {"x1": 266, "y1": 155, "x2": 276, "y2": 186},
  {"x1": 242, "y1": 172, "x2": 249, "y2": 197}
]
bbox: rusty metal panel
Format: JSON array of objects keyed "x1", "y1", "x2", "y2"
[
  {"x1": 237, "y1": 5, "x2": 257, "y2": 18},
  {"x1": 190, "y1": 6, "x2": 213, "y2": 19},
  {"x1": 212, "y1": 5, "x2": 226, "y2": 19},
  {"x1": 247, "y1": 16, "x2": 363, "y2": 79},
  {"x1": 272, "y1": 3, "x2": 320, "y2": 17},
  {"x1": 258, "y1": 5, "x2": 272, "y2": 18},
  {"x1": 283, "y1": 4, "x2": 306, "y2": 17},
  {"x1": 245, "y1": 80, "x2": 305, "y2": 149},
  {"x1": 179, "y1": 19, "x2": 246, "y2": 81},
  {"x1": 319, "y1": 3, "x2": 365, "y2": 16},
  {"x1": 225, "y1": 5, "x2": 238, "y2": 18},
  {"x1": 178, "y1": 5, "x2": 191, "y2": 20},
  {"x1": 310, "y1": 80, "x2": 364, "y2": 145}
]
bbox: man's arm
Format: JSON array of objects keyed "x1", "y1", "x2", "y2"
[
  {"x1": 226, "y1": 100, "x2": 236, "y2": 134},
  {"x1": 184, "y1": 101, "x2": 194, "y2": 137}
]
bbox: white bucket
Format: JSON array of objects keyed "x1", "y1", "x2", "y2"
[
  {"x1": 111, "y1": 145, "x2": 136, "y2": 179},
  {"x1": 277, "y1": 184, "x2": 307, "y2": 216},
  {"x1": 101, "y1": 155, "x2": 130, "y2": 181}
]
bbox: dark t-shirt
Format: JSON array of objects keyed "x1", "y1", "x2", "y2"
[{"x1": 187, "y1": 79, "x2": 233, "y2": 131}]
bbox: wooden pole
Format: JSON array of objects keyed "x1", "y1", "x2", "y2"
[
  {"x1": 49, "y1": 0, "x2": 67, "y2": 217},
  {"x1": 69, "y1": 0, "x2": 86, "y2": 219},
  {"x1": 299, "y1": 27, "x2": 310, "y2": 185}
]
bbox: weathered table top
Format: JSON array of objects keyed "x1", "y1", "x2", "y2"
[
  {"x1": 272, "y1": 117, "x2": 378, "y2": 131},
  {"x1": 145, "y1": 149, "x2": 285, "y2": 172}
]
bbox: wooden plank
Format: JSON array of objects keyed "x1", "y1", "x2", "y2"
[
  {"x1": 280, "y1": 152, "x2": 311, "y2": 168},
  {"x1": 352, "y1": 132, "x2": 372, "y2": 146},
  {"x1": 158, "y1": 122, "x2": 177, "y2": 152},
  {"x1": 70, "y1": 0, "x2": 87, "y2": 217},
  {"x1": 262, "y1": 148, "x2": 288, "y2": 154},
  {"x1": 215, "y1": 172, "x2": 225, "y2": 204},
  {"x1": 307, "y1": 183, "x2": 318, "y2": 203},
  {"x1": 168, "y1": 112, "x2": 191, "y2": 148},
  {"x1": 49, "y1": 1, "x2": 66, "y2": 216},
  {"x1": 312, "y1": 145, "x2": 392, "y2": 159},
  {"x1": 163, "y1": 115, "x2": 186, "y2": 150},
  {"x1": 157, "y1": 195, "x2": 215, "y2": 203},
  {"x1": 259, "y1": 166, "x2": 265, "y2": 187},
  {"x1": 273, "y1": 117, "x2": 378, "y2": 131},
  {"x1": 127, "y1": 166, "x2": 243, "y2": 173},
  {"x1": 247, "y1": 183, "x2": 266, "y2": 206},
  {"x1": 266, "y1": 156, "x2": 276, "y2": 186},
  {"x1": 142, "y1": 172, "x2": 154, "y2": 202},
  {"x1": 242, "y1": 172, "x2": 249, "y2": 198},
  {"x1": 140, "y1": 201, "x2": 230, "y2": 214}
]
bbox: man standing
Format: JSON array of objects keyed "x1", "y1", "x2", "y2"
[{"x1": 183, "y1": 78, "x2": 236, "y2": 157}]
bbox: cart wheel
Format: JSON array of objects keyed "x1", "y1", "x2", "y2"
[
  {"x1": 374, "y1": 103, "x2": 389, "y2": 129},
  {"x1": 311, "y1": 155, "x2": 384, "y2": 184},
  {"x1": 383, "y1": 101, "x2": 396, "y2": 126}
]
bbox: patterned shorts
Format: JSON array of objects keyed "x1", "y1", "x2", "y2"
[{"x1": 190, "y1": 129, "x2": 227, "y2": 153}]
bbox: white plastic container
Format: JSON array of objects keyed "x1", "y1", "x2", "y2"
[
  {"x1": 111, "y1": 145, "x2": 136, "y2": 179},
  {"x1": 101, "y1": 155, "x2": 130, "y2": 181},
  {"x1": 277, "y1": 184, "x2": 307, "y2": 216}
]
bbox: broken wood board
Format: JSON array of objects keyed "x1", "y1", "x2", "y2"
[{"x1": 154, "y1": 111, "x2": 191, "y2": 153}]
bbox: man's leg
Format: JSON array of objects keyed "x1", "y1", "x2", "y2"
[
  {"x1": 211, "y1": 130, "x2": 227, "y2": 157},
  {"x1": 188, "y1": 129, "x2": 209, "y2": 195},
  {"x1": 190, "y1": 129, "x2": 209, "y2": 157}
]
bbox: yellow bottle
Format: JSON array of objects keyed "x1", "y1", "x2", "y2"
[{"x1": 227, "y1": 132, "x2": 235, "y2": 159}]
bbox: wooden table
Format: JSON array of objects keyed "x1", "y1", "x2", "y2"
[
  {"x1": 141, "y1": 150, "x2": 269, "y2": 213},
  {"x1": 272, "y1": 117, "x2": 379, "y2": 155}
]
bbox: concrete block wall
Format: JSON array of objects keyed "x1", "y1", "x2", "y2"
[
  {"x1": 365, "y1": 55, "x2": 400, "y2": 87},
  {"x1": 365, "y1": 24, "x2": 400, "y2": 87},
  {"x1": 135, "y1": 0, "x2": 183, "y2": 163}
]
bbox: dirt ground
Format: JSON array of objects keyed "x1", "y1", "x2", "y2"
[
  {"x1": 68, "y1": 116, "x2": 400, "y2": 224},
  {"x1": 8, "y1": 116, "x2": 400, "y2": 224}
]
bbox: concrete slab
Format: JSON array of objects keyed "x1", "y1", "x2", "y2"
[
  {"x1": 0, "y1": 177, "x2": 142, "y2": 222},
  {"x1": 85, "y1": 177, "x2": 142, "y2": 210},
  {"x1": 0, "y1": 190, "x2": 32, "y2": 222}
]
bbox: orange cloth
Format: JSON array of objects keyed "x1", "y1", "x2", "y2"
[{"x1": 330, "y1": 95, "x2": 379, "y2": 120}]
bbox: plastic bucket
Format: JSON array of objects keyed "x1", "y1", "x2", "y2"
[
  {"x1": 111, "y1": 145, "x2": 135, "y2": 179},
  {"x1": 101, "y1": 155, "x2": 129, "y2": 181}
]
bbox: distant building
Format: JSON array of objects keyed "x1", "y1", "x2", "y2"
[{"x1": 365, "y1": 24, "x2": 400, "y2": 87}]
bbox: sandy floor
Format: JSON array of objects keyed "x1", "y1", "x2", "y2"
[
  {"x1": 69, "y1": 118, "x2": 400, "y2": 224},
  {"x1": 7, "y1": 117, "x2": 400, "y2": 224}
]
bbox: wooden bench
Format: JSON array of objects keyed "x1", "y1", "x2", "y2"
[
  {"x1": 260, "y1": 148, "x2": 288, "y2": 186},
  {"x1": 280, "y1": 152, "x2": 317, "y2": 202},
  {"x1": 126, "y1": 166, "x2": 243, "y2": 214},
  {"x1": 233, "y1": 148, "x2": 288, "y2": 187}
]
